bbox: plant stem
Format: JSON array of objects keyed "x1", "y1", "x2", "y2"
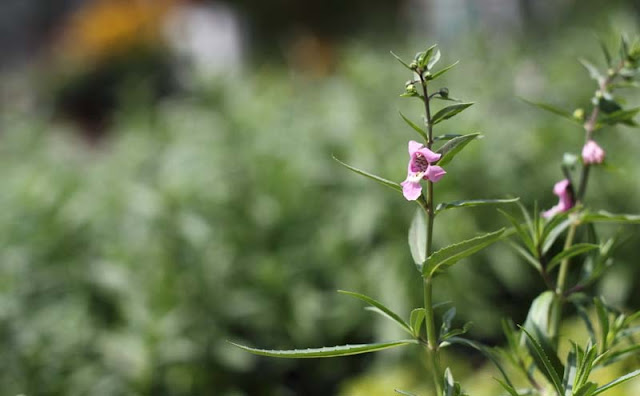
[{"x1": 419, "y1": 73, "x2": 444, "y2": 394}]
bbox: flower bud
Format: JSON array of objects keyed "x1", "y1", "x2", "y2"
[
  {"x1": 409, "y1": 61, "x2": 418, "y2": 71},
  {"x1": 439, "y1": 88, "x2": 449, "y2": 98},
  {"x1": 572, "y1": 108, "x2": 585, "y2": 121}
]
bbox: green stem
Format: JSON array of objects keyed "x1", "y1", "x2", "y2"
[
  {"x1": 419, "y1": 73, "x2": 443, "y2": 394},
  {"x1": 550, "y1": 222, "x2": 577, "y2": 343}
]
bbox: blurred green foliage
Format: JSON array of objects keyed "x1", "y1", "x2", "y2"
[{"x1": 2, "y1": 22, "x2": 640, "y2": 396}]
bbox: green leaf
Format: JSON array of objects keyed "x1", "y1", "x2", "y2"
[
  {"x1": 594, "y1": 298, "x2": 610, "y2": 352},
  {"x1": 395, "y1": 390, "x2": 419, "y2": 396},
  {"x1": 434, "y1": 134, "x2": 463, "y2": 141},
  {"x1": 506, "y1": 240, "x2": 541, "y2": 272},
  {"x1": 442, "y1": 368, "x2": 457, "y2": 396},
  {"x1": 581, "y1": 210, "x2": 640, "y2": 224},
  {"x1": 599, "y1": 106, "x2": 640, "y2": 126},
  {"x1": 447, "y1": 337, "x2": 515, "y2": 389},
  {"x1": 499, "y1": 209, "x2": 535, "y2": 255},
  {"x1": 598, "y1": 36, "x2": 612, "y2": 67},
  {"x1": 519, "y1": 98, "x2": 580, "y2": 124},
  {"x1": 440, "y1": 307, "x2": 456, "y2": 336},
  {"x1": 494, "y1": 378, "x2": 521, "y2": 396},
  {"x1": 520, "y1": 326, "x2": 565, "y2": 395},
  {"x1": 228, "y1": 339, "x2": 418, "y2": 358},
  {"x1": 541, "y1": 216, "x2": 572, "y2": 254},
  {"x1": 431, "y1": 103, "x2": 474, "y2": 125},
  {"x1": 431, "y1": 61, "x2": 460, "y2": 80},
  {"x1": 333, "y1": 156, "x2": 401, "y2": 193},
  {"x1": 547, "y1": 243, "x2": 599, "y2": 271},
  {"x1": 599, "y1": 344, "x2": 640, "y2": 366},
  {"x1": 409, "y1": 208, "x2": 428, "y2": 271},
  {"x1": 563, "y1": 348, "x2": 578, "y2": 396},
  {"x1": 415, "y1": 44, "x2": 437, "y2": 70},
  {"x1": 579, "y1": 58, "x2": 603, "y2": 81},
  {"x1": 390, "y1": 51, "x2": 413, "y2": 71},
  {"x1": 435, "y1": 197, "x2": 519, "y2": 215},
  {"x1": 338, "y1": 290, "x2": 412, "y2": 335},
  {"x1": 592, "y1": 369, "x2": 640, "y2": 395},
  {"x1": 427, "y1": 49, "x2": 441, "y2": 70},
  {"x1": 422, "y1": 228, "x2": 505, "y2": 277},
  {"x1": 574, "y1": 382, "x2": 597, "y2": 396},
  {"x1": 399, "y1": 111, "x2": 428, "y2": 141},
  {"x1": 435, "y1": 133, "x2": 481, "y2": 167},
  {"x1": 410, "y1": 308, "x2": 426, "y2": 338}
]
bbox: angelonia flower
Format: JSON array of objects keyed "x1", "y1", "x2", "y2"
[
  {"x1": 582, "y1": 139, "x2": 605, "y2": 165},
  {"x1": 401, "y1": 140, "x2": 446, "y2": 201},
  {"x1": 542, "y1": 179, "x2": 574, "y2": 218}
]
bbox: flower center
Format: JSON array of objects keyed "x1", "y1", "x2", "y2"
[{"x1": 411, "y1": 153, "x2": 430, "y2": 172}]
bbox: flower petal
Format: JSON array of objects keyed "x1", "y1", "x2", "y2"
[
  {"x1": 553, "y1": 179, "x2": 570, "y2": 196},
  {"x1": 424, "y1": 165, "x2": 446, "y2": 182},
  {"x1": 582, "y1": 140, "x2": 605, "y2": 165},
  {"x1": 542, "y1": 204, "x2": 562, "y2": 219},
  {"x1": 408, "y1": 140, "x2": 423, "y2": 156},
  {"x1": 401, "y1": 180, "x2": 422, "y2": 200},
  {"x1": 417, "y1": 147, "x2": 441, "y2": 163}
]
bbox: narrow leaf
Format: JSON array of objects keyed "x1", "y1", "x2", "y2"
[
  {"x1": 563, "y1": 349, "x2": 577, "y2": 396},
  {"x1": 395, "y1": 390, "x2": 419, "y2": 396},
  {"x1": 333, "y1": 156, "x2": 401, "y2": 193},
  {"x1": 447, "y1": 337, "x2": 515, "y2": 389},
  {"x1": 435, "y1": 197, "x2": 519, "y2": 215},
  {"x1": 399, "y1": 111, "x2": 428, "y2": 141},
  {"x1": 390, "y1": 51, "x2": 413, "y2": 71},
  {"x1": 519, "y1": 97, "x2": 580, "y2": 124},
  {"x1": 338, "y1": 290, "x2": 412, "y2": 335},
  {"x1": 494, "y1": 378, "x2": 521, "y2": 396},
  {"x1": 228, "y1": 339, "x2": 417, "y2": 358},
  {"x1": 581, "y1": 210, "x2": 640, "y2": 224},
  {"x1": 599, "y1": 107, "x2": 640, "y2": 126},
  {"x1": 431, "y1": 103, "x2": 474, "y2": 125},
  {"x1": 520, "y1": 326, "x2": 565, "y2": 395},
  {"x1": 427, "y1": 49, "x2": 441, "y2": 70},
  {"x1": 594, "y1": 298, "x2": 610, "y2": 352},
  {"x1": 541, "y1": 217, "x2": 572, "y2": 254},
  {"x1": 598, "y1": 36, "x2": 612, "y2": 66},
  {"x1": 506, "y1": 240, "x2": 542, "y2": 272},
  {"x1": 579, "y1": 58, "x2": 603, "y2": 81},
  {"x1": 431, "y1": 61, "x2": 460, "y2": 80},
  {"x1": 423, "y1": 228, "x2": 505, "y2": 277},
  {"x1": 435, "y1": 133, "x2": 481, "y2": 167},
  {"x1": 434, "y1": 134, "x2": 463, "y2": 141},
  {"x1": 547, "y1": 243, "x2": 599, "y2": 271},
  {"x1": 592, "y1": 369, "x2": 640, "y2": 395}
]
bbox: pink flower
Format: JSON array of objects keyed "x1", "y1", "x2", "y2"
[
  {"x1": 542, "y1": 179, "x2": 574, "y2": 218},
  {"x1": 582, "y1": 140, "x2": 605, "y2": 165},
  {"x1": 401, "y1": 140, "x2": 446, "y2": 201}
]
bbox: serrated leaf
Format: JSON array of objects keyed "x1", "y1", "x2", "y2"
[
  {"x1": 410, "y1": 308, "x2": 426, "y2": 338},
  {"x1": 338, "y1": 290, "x2": 412, "y2": 335},
  {"x1": 435, "y1": 133, "x2": 480, "y2": 167},
  {"x1": 592, "y1": 369, "x2": 640, "y2": 395},
  {"x1": 228, "y1": 339, "x2": 417, "y2": 358},
  {"x1": 431, "y1": 61, "x2": 460, "y2": 80},
  {"x1": 581, "y1": 210, "x2": 640, "y2": 224},
  {"x1": 422, "y1": 228, "x2": 505, "y2": 277},
  {"x1": 435, "y1": 197, "x2": 519, "y2": 215},
  {"x1": 579, "y1": 58, "x2": 603, "y2": 81},
  {"x1": 390, "y1": 51, "x2": 413, "y2": 71},
  {"x1": 519, "y1": 97, "x2": 580, "y2": 124},
  {"x1": 431, "y1": 103, "x2": 474, "y2": 125},
  {"x1": 409, "y1": 208, "x2": 428, "y2": 271},
  {"x1": 447, "y1": 337, "x2": 515, "y2": 389},
  {"x1": 520, "y1": 326, "x2": 565, "y2": 395},
  {"x1": 547, "y1": 243, "x2": 599, "y2": 271},
  {"x1": 399, "y1": 111, "x2": 428, "y2": 141},
  {"x1": 333, "y1": 156, "x2": 401, "y2": 193}
]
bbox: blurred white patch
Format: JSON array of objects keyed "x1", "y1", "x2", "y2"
[
  {"x1": 164, "y1": 2, "x2": 245, "y2": 82},
  {"x1": 514, "y1": 59, "x2": 546, "y2": 98}
]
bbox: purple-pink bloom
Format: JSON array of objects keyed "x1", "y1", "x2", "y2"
[
  {"x1": 582, "y1": 139, "x2": 605, "y2": 165},
  {"x1": 401, "y1": 140, "x2": 446, "y2": 201},
  {"x1": 542, "y1": 179, "x2": 574, "y2": 218}
]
